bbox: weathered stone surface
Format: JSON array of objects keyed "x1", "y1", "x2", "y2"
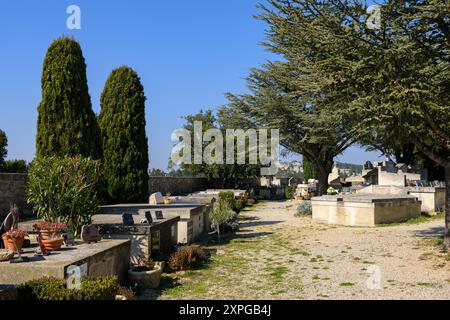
[
  {"x1": 0, "y1": 239, "x2": 130, "y2": 285},
  {"x1": 0, "y1": 174, "x2": 31, "y2": 220},
  {"x1": 149, "y1": 192, "x2": 164, "y2": 205}
]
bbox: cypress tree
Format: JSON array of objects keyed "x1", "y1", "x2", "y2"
[
  {"x1": 98, "y1": 66, "x2": 149, "y2": 203},
  {"x1": 36, "y1": 36, "x2": 100, "y2": 159},
  {"x1": 303, "y1": 158, "x2": 317, "y2": 181}
]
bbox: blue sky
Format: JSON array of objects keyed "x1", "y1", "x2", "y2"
[{"x1": 0, "y1": 0, "x2": 384, "y2": 170}]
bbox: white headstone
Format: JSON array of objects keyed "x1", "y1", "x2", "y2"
[{"x1": 149, "y1": 192, "x2": 164, "y2": 205}]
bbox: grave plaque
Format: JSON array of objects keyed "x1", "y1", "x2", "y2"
[
  {"x1": 122, "y1": 213, "x2": 135, "y2": 226},
  {"x1": 145, "y1": 211, "x2": 153, "y2": 224},
  {"x1": 155, "y1": 210, "x2": 164, "y2": 220}
]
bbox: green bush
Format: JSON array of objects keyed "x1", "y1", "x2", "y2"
[
  {"x1": 18, "y1": 276, "x2": 118, "y2": 300},
  {"x1": 284, "y1": 186, "x2": 295, "y2": 200},
  {"x1": 296, "y1": 201, "x2": 312, "y2": 216},
  {"x1": 1, "y1": 160, "x2": 28, "y2": 173},
  {"x1": 168, "y1": 245, "x2": 206, "y2": 271},
  {"x1": 235, "y1": 195, "x2": 248, "y2": 211},
  {"x1": 27, "y1": 156, "x2": 101, "y2": 236},
  {"x1": 218, "y1": 191, "x2": 235, "y2": 209}
]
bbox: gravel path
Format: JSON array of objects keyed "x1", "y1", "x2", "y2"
[
  {"x1": 236, "y1": 201, "x2": 450, "y2": 300},
  {"x1": 153, "y1": 200, "x2": 450, "y2": 300}
]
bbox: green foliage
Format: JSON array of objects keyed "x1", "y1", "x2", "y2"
[
  {"x1": 168, "y1": 246, "x2": 206, "y2": 271},
  {"x1": 36, "y1": 36, "x2": 100, "y2": 159},
  {"x1": 209, "y1": 199, "x2": 234, "y2": 242},
  {"x1": 17, "y1": 276, "x2": 118, "y2": 300},
  {"x1": 98, "y1": 66, "x2": 149, "y2": 203},
  {"x1": 218, "y1": 191, "x2": 235, "y2": 209},
  {"x1": 235, "y1": 195, "x2": 248, "y2": 211},
  {"x1": 296, "y1": 201, "x2": 312, "y2": 217},
  {"x1": 284, "y1": 186, "x2": 295, "y2": 200},
  {"x1": 27, "y1": 156, "x2": 101, "y2": 236},
  {"x1": 0, "y1": 129, "x2": 7, "y2": 168},
  {"x1": 303, "y1": 159, "x2": 317, "y2": 181},
  {"x1": 1, "y1": 160, "x2": 27, "y2": 173}
]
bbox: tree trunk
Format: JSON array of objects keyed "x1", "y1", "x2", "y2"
[
  {"x1": 316, "y1": 160, "x2": 333, "y2": 196},
  {"x1": 444, "y1": 166, "x2": 450, "y2": 249}
]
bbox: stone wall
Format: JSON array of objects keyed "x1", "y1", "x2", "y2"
[
  {"x1": 148, "y1": 176, "x2": 261, "y2": 196},
  {"x1": 0, "y1": 173, "x2": 29, "y2": 218},
  {"x1": 148, "y1": 177, "x2": 210, "y2": 196}
]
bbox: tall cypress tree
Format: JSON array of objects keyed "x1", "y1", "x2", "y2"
[
  {"x1": 98, "y1": 66, "x2": 149, "y2": 203},
  {"x1": 36, "y1": 36, "x2": 100, "y2": 159}
]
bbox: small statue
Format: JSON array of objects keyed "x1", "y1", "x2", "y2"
[
  {"x1": 81, "y1": 225, "x2": 101, "y2": 244},
  {"x1": 0, "y1": 204, "x2": 21, "y2": 236}
]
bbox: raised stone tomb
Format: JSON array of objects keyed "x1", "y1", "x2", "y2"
[
  {"x1": 0, "y1": 239, "x2": 130, "y2": 285},
  {"x1": 312, "y1": 194, "x2": 422, "y2": 227}
]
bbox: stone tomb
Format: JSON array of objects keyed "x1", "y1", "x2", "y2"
[
  {"x1": 98, "y1": 203, "x2": 209, "y2": 244},
  {"x1": 312, "y1": 194, "x2": 421, "y2": 227},
  {"x1": 93, "y1": 213, "x2": 179, "y2": 263},
  {"x1": 0, "y1": 240, "x2": 130, "y2": 285}
]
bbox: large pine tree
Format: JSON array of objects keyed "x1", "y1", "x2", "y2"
[
  {"x1": 36, "y1": 36, "x2": 100, "y2": 159},
  {"x1": 98, "y1": 66, "x2": 149, "y2": 203}
]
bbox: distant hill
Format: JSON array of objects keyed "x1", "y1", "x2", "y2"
[{"x1": 336, "y1": 162, "x2": 363, "y2": 175}]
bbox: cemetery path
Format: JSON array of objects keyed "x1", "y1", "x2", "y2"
[{"x1": 147, "y1": 201, "x2": 450, "y2": 300}]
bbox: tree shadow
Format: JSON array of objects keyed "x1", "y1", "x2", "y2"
[{"x1": 414, "y1": 226, "x2": 445, "y2": 238}]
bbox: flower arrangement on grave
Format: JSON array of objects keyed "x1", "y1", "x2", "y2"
[
  {"x1": 2, "y1": 229, "x2": 28, "y2": 253},
  {"x1": 327, "y1": 187, "x2": 338, "y2": 195},
  {"x1": 164, "y1": 192, "x2": 173, "y2": 205}
]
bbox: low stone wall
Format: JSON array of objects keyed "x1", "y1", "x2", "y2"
[{"x1": 0, "y1": 173, "x2": 29, "y2": 218}]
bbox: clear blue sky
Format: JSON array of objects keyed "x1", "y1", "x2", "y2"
[{"x1": 0, "y1": 0, "x2": 383, "y2": 170}]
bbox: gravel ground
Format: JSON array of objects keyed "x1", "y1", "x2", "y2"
[{"x1": 148, "y1": 200, "x2": 450, "y2": 300}]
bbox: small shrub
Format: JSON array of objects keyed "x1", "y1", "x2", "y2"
[
  {"x1": 235, "y1": 195, "x2": 248, "y2": 211},
  {"x1": 168, "y1": 245, "x2": 206, "y2": 271},
  {"x1": 296, "y1": 201, "x2": 312, "y2": 216},
  {"x1": 18, "y1": 276, "x2": 118, "y2": 300},
  {"x1": 218, "y1": 191, "x2": 235, "y2": 209},
  {"x1": 284, "y1": 186, "x2": 295, "y2": 200}
]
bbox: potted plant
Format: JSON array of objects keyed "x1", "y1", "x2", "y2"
[
  {"x1": 2, "y1": 229, "x2": 28, "y2": 253},
  {"x1": 128, "y1": 256, "x2": 162, "y2": 289},
  {"x1": 33, "y1": 221, "x2": 67, "y2": 251}
]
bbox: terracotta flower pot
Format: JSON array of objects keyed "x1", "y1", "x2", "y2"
[
  {"x1": 40, "y1": 237, "x2": 64, "y2": 252},
  {"x1": 2, "y1": 235, "x2": 24, "y2": 252},
  {"x1": 38, "y1": 229, "x2": 61, "y2": 240}
]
